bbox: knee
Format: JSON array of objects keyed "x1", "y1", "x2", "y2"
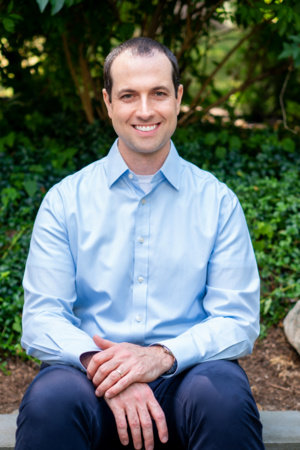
[
  {"x1": 19, "y1": 365, "x2": 96, "y2": 423},
  {"x1": 179, "y1": 361, "x2": 258, "y2": 422}
]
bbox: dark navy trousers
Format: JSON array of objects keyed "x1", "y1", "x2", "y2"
[{"x1": 16, "y1": 360, "x2": 264, "y2": 449}]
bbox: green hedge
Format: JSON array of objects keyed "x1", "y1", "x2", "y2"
[{"x1": 0, "y1": 116, "x2": 299, "y2": 356}]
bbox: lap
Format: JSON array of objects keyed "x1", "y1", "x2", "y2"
[
  {"x1": 17, "y1": 360, "x2": 263, "y2": 450},
  {"x1": 150, "y1": 360, "x2": 263, "y2": 449}
]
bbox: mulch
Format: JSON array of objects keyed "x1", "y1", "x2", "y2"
[{"x1": 0, "y1": 326, "x2": 299, "y2": 414}]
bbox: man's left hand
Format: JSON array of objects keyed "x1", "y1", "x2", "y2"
[{"x1": 86, "y1": 335, "x2": 174, "y2": 398}]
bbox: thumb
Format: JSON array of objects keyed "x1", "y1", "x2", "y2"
[{"x1": 93, "y1": 335, "x2": 115, "y2": 350}]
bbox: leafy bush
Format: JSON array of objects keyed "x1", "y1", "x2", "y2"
[
  {"x1": 0, "y1": 116, "x2": 299, "y2": 356},
  {"x1": 175, "y1": 125, "x2": 300, "y2": 336}
]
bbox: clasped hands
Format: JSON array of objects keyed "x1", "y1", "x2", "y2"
[{"x1": 86, "y1": 335, "x2": 174, "y2": 450}]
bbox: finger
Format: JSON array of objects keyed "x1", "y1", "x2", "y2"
[
  {"x1": 126, "y1": 408, "x2": 143, "y2": 450},
  {"x1": 104, "y1": 371, "x2": 135, "y2": 398},
  {"x1": 148, "y1": 399, "x2": 168, "y2": 444},
  {"x1": 137, "y1": 406, "x2": 154, "y2": 450},
  {"x1": 92, "y1": 360, "x2": 121, "y2": 387},
  {"x1": 86, "y1": 349, "x2": 114, "y2": 379},
  {"x1": 96, "y1": 369, "x2": 125, "y2": 397},
  {"x1": 93, "y1": 335, "x2": 115, "y2": 350},
  {"x1": 108, "y1": 402, "x2": 129, "y2": 447}
]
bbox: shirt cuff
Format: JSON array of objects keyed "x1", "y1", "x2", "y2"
[{"x1": 79, "y1": 351, "x2": 100, "y2": 370}]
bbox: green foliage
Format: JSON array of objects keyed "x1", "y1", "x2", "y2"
[
  {"x1": 0, "y1": 113, "x2": 299, "y2": 357},
  {"x1": 279, "y1": 35, "x2": 300, "y2": 68},
  {"x1": 1, "y1": 0, "x2": 300, "y2": 125},
  {"x1": 175, "y1": 123, "x2": 300, "y2": 333}
]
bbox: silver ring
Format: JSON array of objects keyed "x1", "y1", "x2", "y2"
[{"x1": 115, "y1": 368, "x2": 123, "y2": 377}]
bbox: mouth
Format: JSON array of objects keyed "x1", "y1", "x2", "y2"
[{"x1": 133, "y1": 123, "x2": 160, "y2": 132}]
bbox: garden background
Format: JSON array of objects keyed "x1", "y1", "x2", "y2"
[{"x1": 0, "y1": 0, "x2": 299, "y2": 410}]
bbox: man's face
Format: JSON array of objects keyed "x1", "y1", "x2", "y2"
[{"x1": 103, "y1": 50, "x2": 183, "y2": 166}]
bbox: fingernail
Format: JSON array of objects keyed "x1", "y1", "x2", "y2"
[
  {"x1": 87, "y1": 374, "x2": 91, "y2": 380},
  {"x1": 161, "y1": 435, "x2": 168, "y2": 443}
]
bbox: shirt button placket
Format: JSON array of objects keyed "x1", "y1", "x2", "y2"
[{"x1": 131, "y1": 196, "x2": 150, "y2": 338}]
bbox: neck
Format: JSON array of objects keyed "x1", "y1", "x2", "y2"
[{"x1": 118, "y1": 142, "x2": 170, "y2": 175}]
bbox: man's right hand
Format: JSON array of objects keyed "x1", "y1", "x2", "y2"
[{"x1": 104, "y1": 382, "x2": 168, "y2": 450}]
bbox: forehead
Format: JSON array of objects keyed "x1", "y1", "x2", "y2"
[{"x1": 110, "y1": 50, "x2": 173, "y2": 92}]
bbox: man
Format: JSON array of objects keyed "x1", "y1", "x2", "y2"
[{"x1": 16, "y1": 37, "x2": 264, "y2": 450}]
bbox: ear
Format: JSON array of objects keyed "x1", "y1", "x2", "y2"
[
  {"x1": 176, "y1": 84, "x2": 183, "y2": 116},
  {"x1": 102, "y1": 89, "x2": 113, "y2": 119}
]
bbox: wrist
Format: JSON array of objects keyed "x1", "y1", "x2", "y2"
[{"x1": 150, "y1": 344, "x2": 177, "y2": 375}]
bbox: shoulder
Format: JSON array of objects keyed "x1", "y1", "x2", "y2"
[
  {"x1": 179, "y1": 156, "x2": 237, "y2": 205},
  {"x1": 48, "y1": 156, "x2": 108, "y2": 199}
]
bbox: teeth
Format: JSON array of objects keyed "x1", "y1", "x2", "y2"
[{"x1": 135, "y1": 124, "x2": 157, "y2": 132}]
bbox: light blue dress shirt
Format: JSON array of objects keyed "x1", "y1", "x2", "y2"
[{"x1": 22, "y1": 140, "x2": 260, "y2": 375}]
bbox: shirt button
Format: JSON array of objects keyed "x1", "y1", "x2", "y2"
[
  {"x1": 138, "y1": 236, "x2": 144, "y2": 243},
  {"x1": 141, "y1": 199, "x2": 146, "y2": 205},
  {"x1": 138, "y1": 276, "x2": 144, "y2": 283},
  {"x1": 135, "y1": 314, "x2": 143, "y2": 322},
  {"x1": 128, "y1": 173, "x2": 134, "y2": 179}
]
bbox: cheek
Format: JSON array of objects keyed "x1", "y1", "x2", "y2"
[{"x1": 111, "y1": 106, "x2": 132, "y2": 124}]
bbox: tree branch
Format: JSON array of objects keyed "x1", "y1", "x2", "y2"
[
  {"x1": 176, "y1": 0, "x2": 225, "y2": 71},
  {"x1": 179, "y1": 64, "x2": 288, "y2": 126},
  {"x1": 62, "y1": 33, "x2": 94, "y2": 124},
  {"x1": 144, "y1": 1, "x2": 165, "y2": 38},
  {"x1": 193, "y1": 23, "x2": 261, "y2": 106},
  {"x1": 78, "y1": 44, "x2": 95, "y2": 124},
  {"x1": 279, "y1": 66, "x2": 298, "y2": 135}
]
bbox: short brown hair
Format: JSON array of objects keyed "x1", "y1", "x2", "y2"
[{"x1": 104, "y1": 37, "x2": 180, "y2": 101}]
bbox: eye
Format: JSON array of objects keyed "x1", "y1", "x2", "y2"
[
  {"x1": 121, "y1": 93, "x2": 133, "y2": 100},
  {"x1": 155, "y1": 91, "x2": 167, "y2": 97}
]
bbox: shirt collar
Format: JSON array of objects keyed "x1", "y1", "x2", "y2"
[
  {"x1": 105, "y1": 139, "x2": 181, "y2": 190},
  {"x1": 159, "y1": 141, "x2": 181, "y2": 190},
  {"x1": 105, "y1": 139, "x2": 129, "y2": 188}
]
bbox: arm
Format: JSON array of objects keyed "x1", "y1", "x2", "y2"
[
  {"x1": 22, "y1": 187, "x2": 99, "y2": 368},
  {"x1": 159, "y1": 194, "x2": 260, "y2": 374}
]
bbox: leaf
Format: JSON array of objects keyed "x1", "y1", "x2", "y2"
[
  {"x1": 23, "y1": 180, "x2": 38, "y2": 197},
  {"x1": 215, "y1": 146, "x2": 226, "y2": 159},
  {"x1": 9, "y1": 14, "x2": 23, "y2": 21},
  {"x1": 263, "y1": 297, "x2": 272, "y2": 316},
  {"x1": 7, "y1": 1, "x2": 13, "y2": 13},
  {"x1": 0, "y1": 271, "x2": 10, "y2": 280},
  {"x1": 290, "y1": 35, "x2": 300, "y2": 44},
  {"x1": 204, "y1": 133, "x2": 217, "y2": 146},
  {"x1": 12, "y1": 316, "x2": 22, "y2": 333},
  {"x1": 3, "y1": 18, "x2": 15, "y2": 33},
  {"x1": 229, "y1": 135, "x2": 241, "y2": 151},
  {"x1": 36, "y1": 0, "x2": 49, "y2": 13},
  {"x1": 5, "y1": 132, "x2": 16, "y2": 148},
  {"x1": 1, "y1": 187, "x2": 19, "y2": 208},
  {"x1": 281, "y1": 138, "x2": 295, "y2": 153},
  {"x1": 50, "y1": 0, "x2": 65, "y2": 15}
]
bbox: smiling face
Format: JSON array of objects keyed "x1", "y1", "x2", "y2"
[{"x1": 103, "y1": 50, "x2": 183, "y2": 174}]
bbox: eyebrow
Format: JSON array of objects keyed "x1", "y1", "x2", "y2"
[
  {"x1": 117, "y1": 89, "x2": 136, "y2": 96},
  {"x1": 117, "y1": 85, "x2": 171, "y2": 96}
]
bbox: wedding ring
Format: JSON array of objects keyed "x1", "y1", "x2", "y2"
[{"x1": 115, "y1": 368, "x2": 123, "y2": 377}]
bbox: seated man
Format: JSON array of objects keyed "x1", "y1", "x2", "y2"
[{"x1": 16, "y1": 37, "x2": 264, "y2": 450}]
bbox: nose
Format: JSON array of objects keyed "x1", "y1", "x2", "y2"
[{"x1": 136, "y1": 96, "x2": 154, "y2": 121}]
